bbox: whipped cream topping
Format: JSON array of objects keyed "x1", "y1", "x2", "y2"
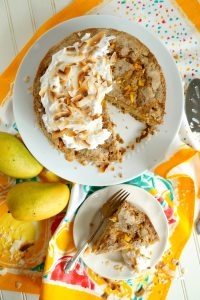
[
  {"x1": 39, "y1": 32, "x2": 116, "y2": 150},
  {"x1": 122, "y1": 245, "x2": 152, "y2": 273}
]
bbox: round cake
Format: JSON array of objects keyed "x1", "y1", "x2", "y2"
[{"x1": 33, "y1": 28, "x2": 166, "y2": 165}]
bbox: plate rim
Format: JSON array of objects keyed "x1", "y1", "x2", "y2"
[
  {"x1": 13, "y1": 15, "x2": 184, "y2": 186},
  {"x1": 73, "y1": 184, "x2": 169, "y2": 280}
]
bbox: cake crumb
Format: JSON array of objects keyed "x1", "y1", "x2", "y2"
[
  {"x1": 125, "y1": 125, "x2": 128, "y2": 129},
  {"x1": 136, "y1": 126, "x2": 154, "y2": 143},
  {"x1": 105, "y1": 260, "x2": 110, "y2": 266},
  {"x1": 101, "y1": 292, "x2": 108, "y2": 299},
  {"x1": 171, "y1": 258, "x2": 179, "y2": 266},
  {"x1": 98, "y1": 163, "x2": 109, "y2": 173},
  {"x1": 120, "y1": 147, "x2": 126, "y2": 156},
  {"x1": 15, "y1": 281, "x2": 22, "y2": 289},
  {"x1": 28, "y1": 85, "x2": 33, "y2": 94},
  {"x1": 110, "y1": 166, "x2": 115, "y2": 171},
  {"x1": 135, "y1": 286, "x2": 145, "y2": 297},
  {"x1": 24, "y1": 75, "x2": 30, "y2": 83},
  {"x1": 19, "y1": 242, "x2": 34, "y2": 252},
  {"x1": 155, "y1": 261, "x2": 165, "y2": 269},
  {"x1": 119, "y1": 172, "x2": 123, "y2": 178},
  {"x1": 84, "y1": 247, "x2": 92, "y2": 256},
  {"x1": 130, "y1": 143, "x2": 135, "y2": 150},
  {"x1": 173, "y1": 54, "x2": 179, "y2": 60},
  {"x1": 180, "y1": 267, "x2": 186, "y2": 276},
  {"x1": 116, "y1": 133, "x2": 124, "y2": 144},
  {"x1": 80, "y1": 160, "x2": 88, "y2": 166},
  {"x1": 114, "y1": 264, "x2": 123, "y2": 271},
  {"x1": 165, "y1": 249, "x2": 172, "y2": 256}
]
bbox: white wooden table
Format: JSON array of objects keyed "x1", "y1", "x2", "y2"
[{"x1": 0, "y1": 1, "x2": 200, "y2": 299}]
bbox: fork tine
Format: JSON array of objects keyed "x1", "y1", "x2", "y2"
[
  {"x1": 116, "y1": 192, "x2": 130, "y2": 207},
  {"x1": 110, "y1": 190, "x2": 130, "y2": 213},
  {"x1": 107, "y1": 189, "x2": 124, "y2": 203},
  {"x1": 110, "y1": 190, "x2": 126, "y2": 209},
  {"x1": 113, "y1": 189, "x2": 127, "y2": 200}
]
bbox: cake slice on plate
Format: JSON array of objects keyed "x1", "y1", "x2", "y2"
[{"x1": 92, "y1": 200, "x2": 159, "y2": 254}]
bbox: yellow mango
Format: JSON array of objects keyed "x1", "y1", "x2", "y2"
[
  {"x1": 0, "y1": 132, "x2": 43, "y2": 178},
  {"x1": 39, "y1": 169, "x2": 64, "y2": 183},
  {"x1": 6, "y1": 182, "x2": 70, "y2": 221}
]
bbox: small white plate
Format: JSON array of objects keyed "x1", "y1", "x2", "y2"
[
  {"x1": 13, "y1": 15, "x2": 184, "y2": 186},
  {"x1": 73, "y1": 184, "x2": 168, "y2": 280}
]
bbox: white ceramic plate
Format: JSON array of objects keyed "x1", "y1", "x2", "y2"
[
  {"x1": 73, "y1": 184, "x2": 168, "y2": 280},
  {"x1": 13, "y1": 15, "x2": 184, "y2": 186}
]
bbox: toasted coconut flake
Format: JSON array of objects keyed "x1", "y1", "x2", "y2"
[
  {"x1": 110, "y1": 52, "x2": 117, "y2": 64},
  {"x1": 75, "y1": 136, "x2": 90, "y2": 147},
  {"x1": 88, "y1": 32, "x2": 105, "y2": 47},
  {"x1": 91, "y1": 114, "x2": 101, "y2": 120},
  {"x1": 79, "y1": 41, "x2": 87, "y2": 52},
  {"x1": 79, "y1": 130, "x2": 89, "y2": 139},
  {"x1": 64, "y1": 66, "x2": 71, "y2": 75},
  {"x1": 71, "y1": 94, "x2": 83, "y2": 103},
  {"x1": 78, "y1": 67, "x2": 89, "y2": 86},
  {"x1": 39, "y1": 87, "x2": 47, "y2": 97},
  {"x1": 52, "y1": 128, "x2": 76, "y2": 139},
  {"x1": 49, "y1": 90, "x2": 56, "y2": 102},
  {"x1": 40, "y1": 31, "x2": 115, "y2": 151},
  {"x1": 58, "y1": 69, "x2": 66, "y2": 76},
  {"x1": 66, "y1": 47, "x2": 76, "y2": 53},
  {"x1": 53, "y1": 109, "x2": 71, "y2": 121},
  {"x1": 83, "y1": 106, "x2": 92, "y2": 115},
  {"x1": 79, "y1": 86, "x2": 88, "y2": 97}
]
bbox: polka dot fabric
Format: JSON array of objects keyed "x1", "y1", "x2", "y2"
[{"x1": 92, "y1": 0, "x2": 200, "y2": 83}]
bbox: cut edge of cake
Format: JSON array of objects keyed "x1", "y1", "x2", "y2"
[{"x1": 92, "y1": 200, "x2": 159, "y2": 255}]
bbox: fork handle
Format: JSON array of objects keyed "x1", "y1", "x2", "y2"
[
  {"x1": 64, "y1": 219, "x2": 105, "y2": 274},
  {"x1": 64, "y1": 241, "x2": 89, "y2": 274}
]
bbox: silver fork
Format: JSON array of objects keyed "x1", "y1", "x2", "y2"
[{"x1": 63, "y1": 188, "x2": 130, "y2": 274}]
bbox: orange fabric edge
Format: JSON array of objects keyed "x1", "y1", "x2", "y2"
[
  {"x1": 174, "y1": 0, "x2": 200, "y2": 31},
  {"x1": 0, "y1": 0, "x2": 104, "y2": 104},
  {"x1": 154, "y1": 148, "x2": 197, "y2": 177},
  {"x1": 0, "y1": 272, "x2": 42, "y2": 294},
  {"x1": 148, "y1": 149, "x2": 196, "y2": 299},
  {"x1": 147, "y1": 176, "x2": 195, "y2": 299},
  {"x1": 40, "y1": 283, "x2": 102, "y2": 300}
]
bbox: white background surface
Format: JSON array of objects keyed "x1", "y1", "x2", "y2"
[{"x1": 0, "y1": 0, "x2": 200, "y2": 299}]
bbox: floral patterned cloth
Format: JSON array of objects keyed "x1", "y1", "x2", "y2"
[
  {"x1": 41, "y1": 172, "x2": 177, "y2": 300},
  {"x1": 40, "y1": 144, "x2": 200, "y2": 300}
]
